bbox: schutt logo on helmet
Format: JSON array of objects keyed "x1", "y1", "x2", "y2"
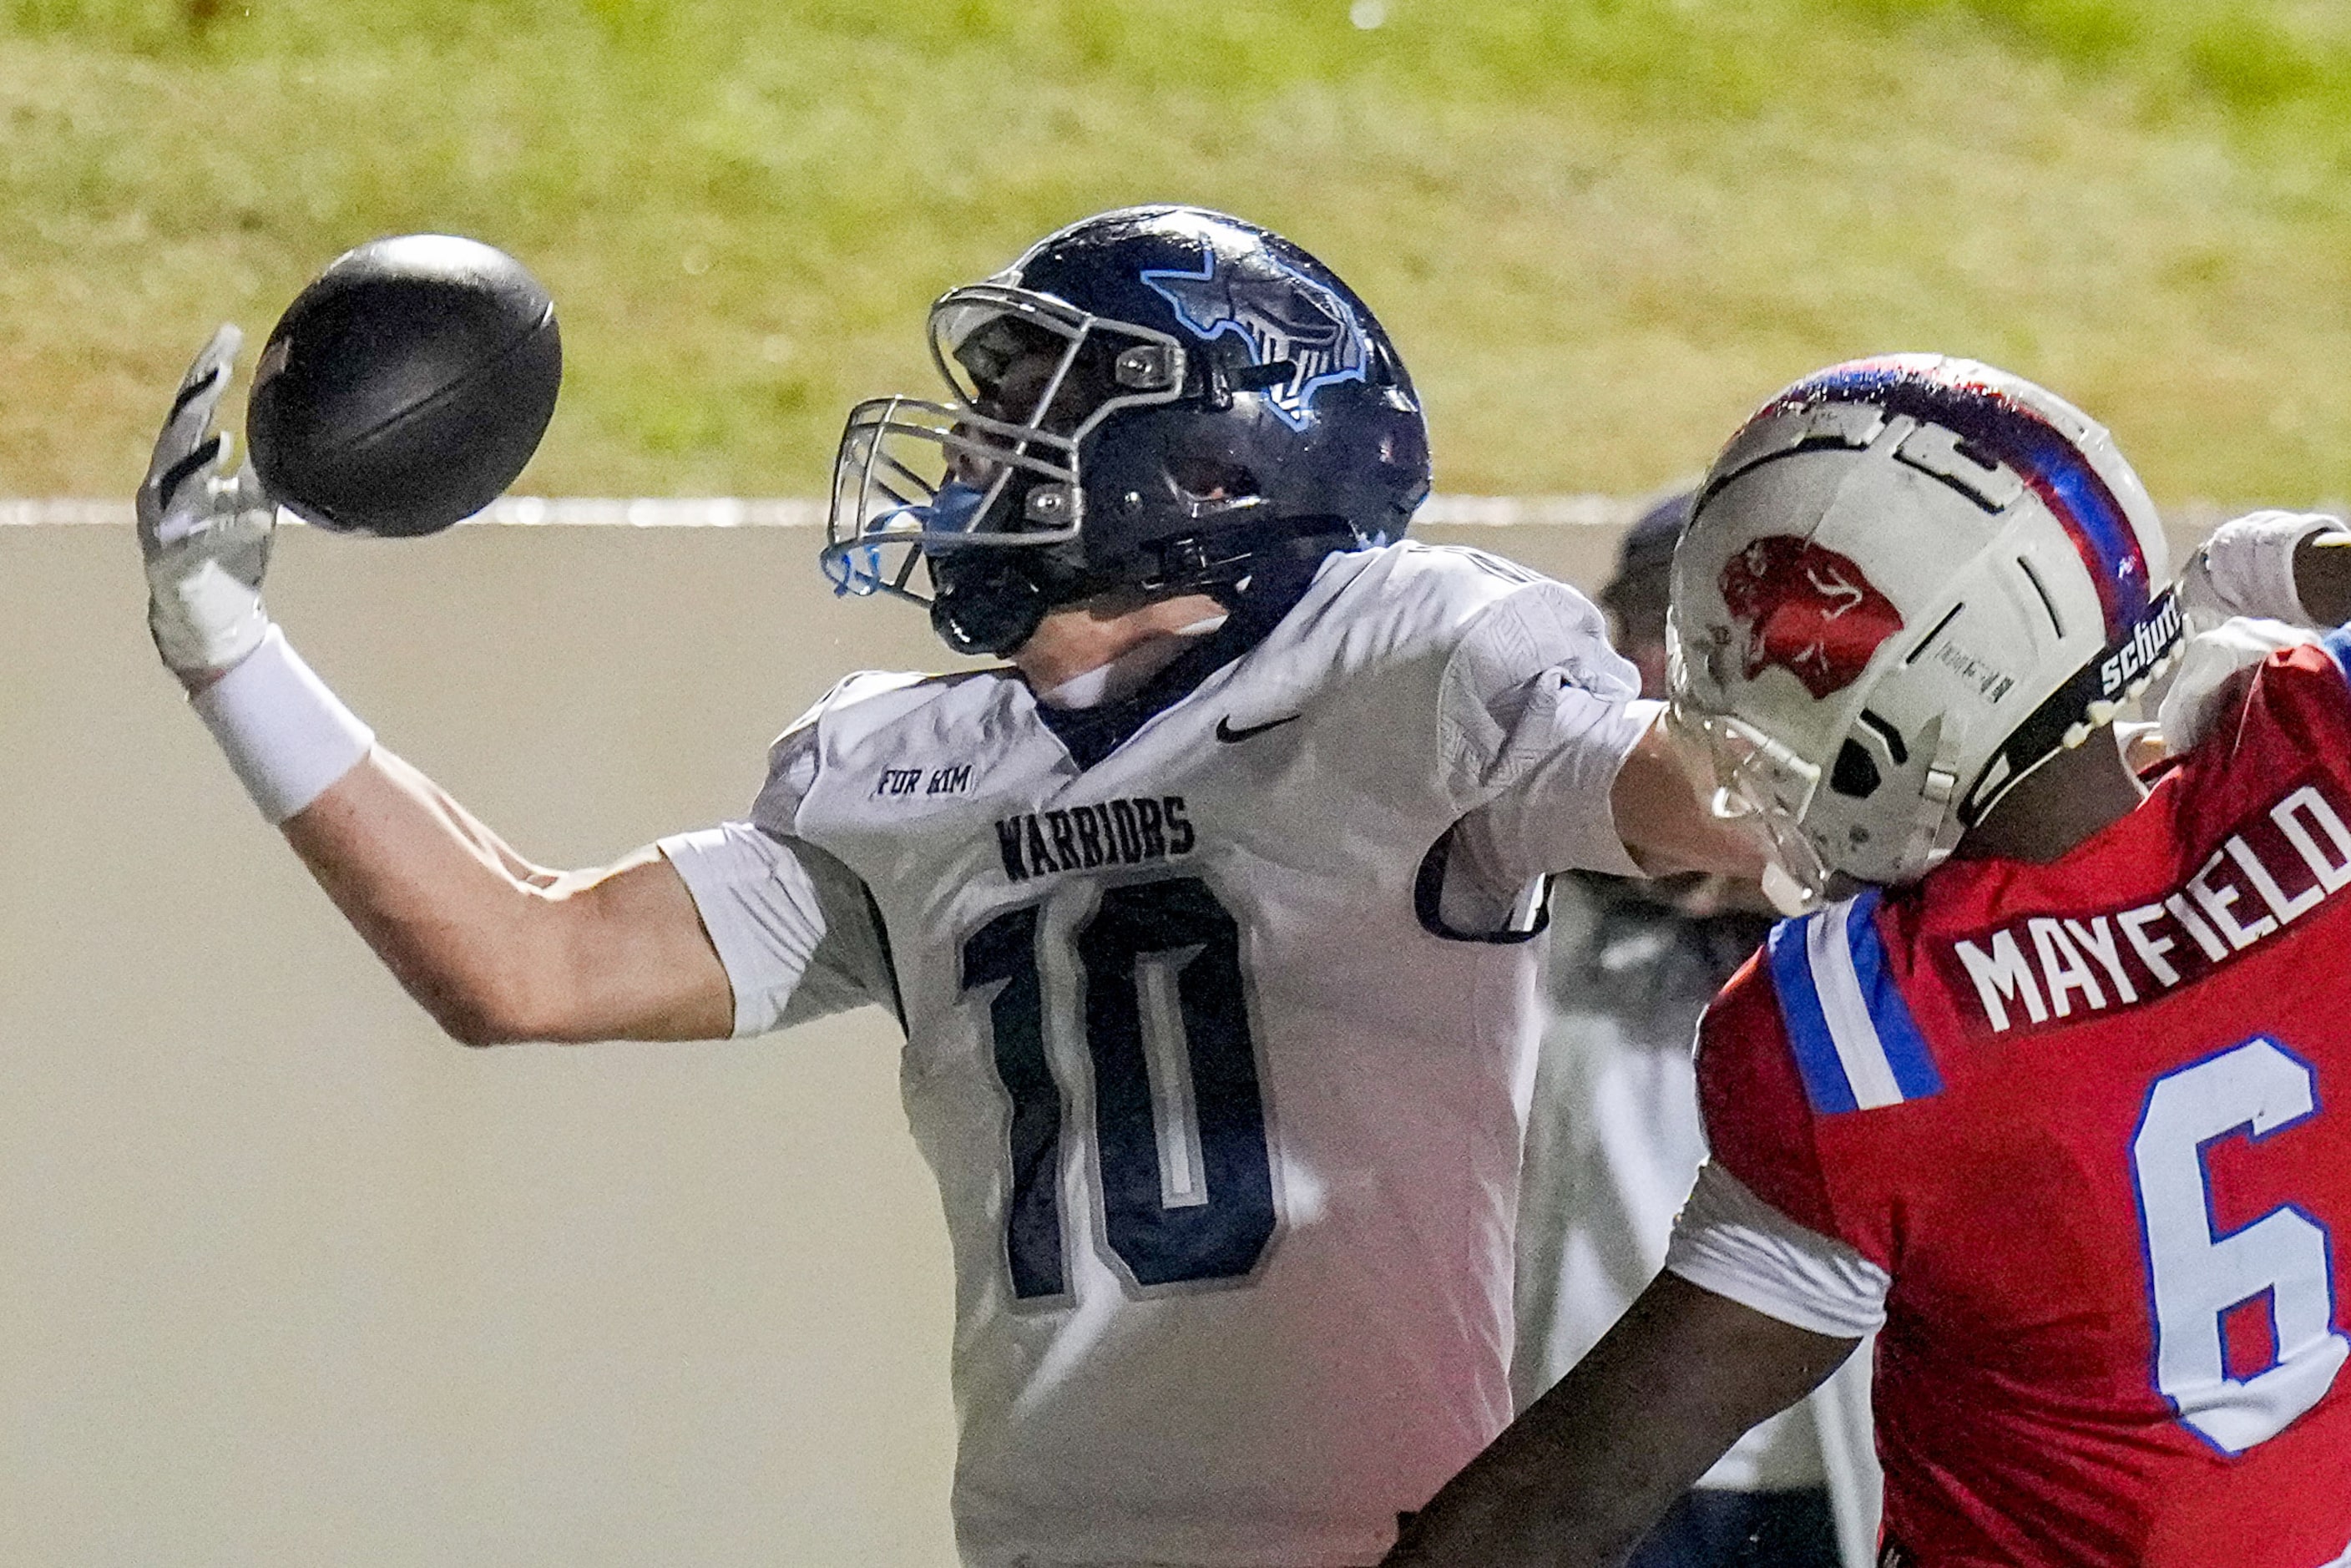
[{"x1": 1720, "y1": 536, "x2": 1906, "y2": 700}]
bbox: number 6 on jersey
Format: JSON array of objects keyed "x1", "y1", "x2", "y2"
[{"x1": 2131, "y1": 1036, "x2": 2351, "y2": 1455}]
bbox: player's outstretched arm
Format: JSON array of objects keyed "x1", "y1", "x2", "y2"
[
  {"x1": 1384, "y1": 1273, "x2": 1857, "y2": 1568},
  {"x1": 281, "y1": 754, "x2": 732, "y2": 1044},
  {"x1": 139, "y1": 327, "x2": 734, "y2": 1046}
]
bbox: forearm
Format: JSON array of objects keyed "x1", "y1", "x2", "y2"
[
  {"x1": 1392, "y1": 1276, "x2": 1856, "y2": 1568},
  {"x1": 1611, "y1": 720, "x2": 1766, "y2": 880},
  {"x1": 376, "y1": 747, "x2": 559, "y2": 887},
  {"x1": 282, "y1": 751, "x2": 578, "y2": 1041},
  {"x1": 283, "y1": 751, "x2": 731, "y2": 1044},
  {"x1": 186, "y1": 639, "x2": 729, "y2": 1044},
  {"x1": 2295, "y1": 532, "x2": 2351, "y2": 627}
]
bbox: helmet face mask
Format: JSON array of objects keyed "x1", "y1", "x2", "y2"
[
  {"x1": 1666, "y1": 355, "x2": 2182, "y2": 908},
  {"x1": 1665, "y1": 667, "x2": 1846, "y2": 914},
  {"x1": 822, "y1": 205, "x2": 1431, "y2": 655},
  {"x1": 823, "y1": 286, "x2": 1186, "y2": 608}
]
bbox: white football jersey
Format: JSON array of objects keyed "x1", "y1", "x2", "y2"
[{"x1": 662, "y1": 543, "x2": 1656, "y2": 1568}]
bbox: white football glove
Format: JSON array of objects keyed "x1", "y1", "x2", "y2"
[
  {"x1": 2154, "y1": 616, "x2": 2320, "y2": 757},
  {"x1": 137, "y1": 325, "x2": 280, "y2": 680},
  {"x1": 2176, "y1": 508, "x2": 2349, "y2": 632}
]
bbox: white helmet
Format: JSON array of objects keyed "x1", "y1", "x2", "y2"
[{"x1": 1667, "y1": 355, "x2": 2182, "y2": 906}]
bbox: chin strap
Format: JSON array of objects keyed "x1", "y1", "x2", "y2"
[
  {"x1": 929, "y1": 557, "x2": 1051, "y2": 656},
  {"x1": 1959, "y1": 585, "x2": 2184, "y2": 830},
  {"x1": 1126, "y1": 518, "x2": 1365, "y2": 598}
]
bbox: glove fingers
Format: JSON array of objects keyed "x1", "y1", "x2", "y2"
[
  {"x1": 139, "y1": 327, "x2": 278, "y2": 678},
  {"x1": 159, "y1": 454, "x2": 277, "y2": 552},
  {"x1": 219, "y1": 456, "x2": 275, "y2": 521},
  {"x1": 208, "y1": 460, "x2": 278, "y2": 587},
  {"x1": 169, "y1": 323, "x2": 244, "y2": 412},
  {"x1": 149, "y1": 433, "x2": 230, "y2": 548},
  {"x1": 142, "y1": 324, "x2": 245, "y2": 492}
]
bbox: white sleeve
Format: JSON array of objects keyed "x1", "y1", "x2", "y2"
[
  {"x1": 1664, "y1": 1161, "x2": 1891, "y2": 1339},
  {"x1": 657, "y1": 822, "x2": 888, "y2": 1038},
  {"x1": 1451, "y1": 689, "x2": 1662, "y2": 886},
  {"x1": 1428, "y1": 581, "x2": 1656, "y2": 933}
]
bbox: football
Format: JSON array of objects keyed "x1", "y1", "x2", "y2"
[{"x1": 245, "y1": 234, "x2": 563, "y2": 537}]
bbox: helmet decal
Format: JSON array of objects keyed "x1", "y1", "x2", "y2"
[
  {"x1": 1140, "y1": 251, "x2": 1368, "y2": 431},
  {"x1": 1771, "y1": 358, "x2": 2151, "y2": 639},
  {"x1": 1720, "y1": 535, "x2": 1907, "y2": 699}
]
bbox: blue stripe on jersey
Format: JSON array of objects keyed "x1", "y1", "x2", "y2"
[
  {"x1": 1842, "y1": 888, "x2": 1944, "y2": 1102},
  {"x1": 2323, "y1": 625, "x2": 2351, "y2": 687},
  {"x1": 1767, "y1": 913, "x2": 1860, "y2": 1115}
]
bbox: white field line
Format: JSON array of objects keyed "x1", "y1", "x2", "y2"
[
  {"x1": 2, "y1": 493, "x2": 1655, "y2": 529},
  {"x1": 0, "y1": 495, "x2": 2287, "y2": 534}
]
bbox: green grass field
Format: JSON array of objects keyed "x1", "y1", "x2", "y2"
[{"x1": 7, "y1": 0, "x2": 2351, "y2": 504}]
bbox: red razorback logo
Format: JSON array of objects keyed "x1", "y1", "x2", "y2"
[{"x1": 1719, "y1": 536, "x2": 1905, "y2": 699}]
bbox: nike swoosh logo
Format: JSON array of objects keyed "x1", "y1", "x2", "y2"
[{"x1": 1215, "y1": 713, "x2": 1302, "y2": 744}]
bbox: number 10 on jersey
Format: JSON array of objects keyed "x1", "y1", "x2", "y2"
[{"x1": 961, "y1": 877, "x2": 1279, "y2": 1299}]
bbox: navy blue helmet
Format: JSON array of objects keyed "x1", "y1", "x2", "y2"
[{"x1": 823, "y1": 205, "x2": 1432, "y2": 655}]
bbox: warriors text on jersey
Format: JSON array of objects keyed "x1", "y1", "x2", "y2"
[
  {"x1": 659, "y1": 543, "x2": 1658, "y2": 1568},
  {"x1": 1680, "y1": 635, "x2": 2351, "y2": 1568}
]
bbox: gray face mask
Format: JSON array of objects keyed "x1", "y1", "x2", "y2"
[{"x1": 821, "y1": 283, "x2": 1186, "y2": 614}]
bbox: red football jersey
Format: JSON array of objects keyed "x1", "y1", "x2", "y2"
[{"x1": 1698, "y1": 636, "x2": 2351, "y2": 1568}]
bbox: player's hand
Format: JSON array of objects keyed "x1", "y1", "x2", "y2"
[
  {"x1": 137, "y1": 324, "x2": 279, "y2": 684},
  {"x1": 2177, "y1": 509, "x2": 2348, "y2": 631},
  {"x1": 2154, "y1": 616, "x2": 2319, "y2": 756}
]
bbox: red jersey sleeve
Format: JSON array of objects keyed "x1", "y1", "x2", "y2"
[
  {"x1": 2237, "y1": 633, "x2": 2351, "y2": 764},
  {"x1": 2164, "y1": 635, "x2": 2351, "y2": 855},
  {"x1": 1693, "y1": 950, "x2": 1843, "y2": 1243}
]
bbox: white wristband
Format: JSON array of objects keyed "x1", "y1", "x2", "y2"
[
  {"x1": 2200, "y1": 510, "x2": 2349, "y2": 626},
  {"x1": 191, "y1": 626, "x2": 375, "y2": 824}
]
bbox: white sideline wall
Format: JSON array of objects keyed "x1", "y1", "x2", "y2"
[
  {"x1": 0, "y1": 510, "x2": 1645, "y2": 1568},
  {"x1": 0, "y1": 498, "x2": 2225, "y2": 1566}
]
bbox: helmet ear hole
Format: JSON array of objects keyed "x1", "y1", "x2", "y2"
[
  {"x1": 1167, "y1": 449, "x2": 1258, "y2": 503},
  {"x1": 1832, "y1": 709, "x2": 1912, "y2": 799},
  {"x1": 1830, "y1": 738, "x2": 1883, "y2": 799}
]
